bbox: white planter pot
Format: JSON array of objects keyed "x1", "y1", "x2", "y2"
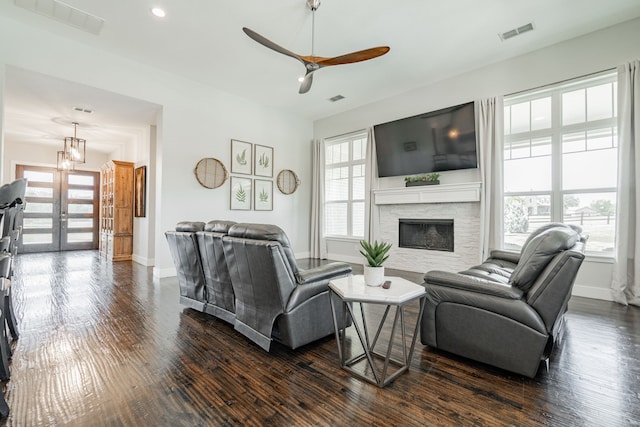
[{"x1": 363, "y1": 266, "x2": 385, "y2": 287}]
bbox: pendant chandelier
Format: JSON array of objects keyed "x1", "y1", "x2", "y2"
[
  {"x1": 56, "y1": 150, "x2": 74, "y2": 171},
  {"x1": 57, "y1": 122, "x2": 86, "y2": 171}
]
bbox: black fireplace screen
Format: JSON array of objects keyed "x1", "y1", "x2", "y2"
[{"x1": 398, "y1": 219, "x2": 454, "y2": 252}]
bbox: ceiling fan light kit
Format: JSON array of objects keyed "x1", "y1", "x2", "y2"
[{"x1": 243, "y1": 0, "x2": 389, "y2": 94}]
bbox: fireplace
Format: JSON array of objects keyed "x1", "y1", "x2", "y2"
[{"x1": 398, "y1": 219, "x2": 454, "y2": 252}]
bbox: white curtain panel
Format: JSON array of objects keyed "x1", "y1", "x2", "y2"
[
  {"x1": 365, "y1": 127, "x2": 380, "y2": 242},
  {"x1": 310, "y1": 138, "x2": 327, "y2": 259},
  {"x1": 477, "y1": 97, "x2": 505, "y2": 263},
  {"x1": 612, "y1": 60, "x2": 640, "y2": 306}
]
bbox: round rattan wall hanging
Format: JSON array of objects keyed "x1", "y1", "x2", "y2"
[
  {"x1": 276, "y1": 169, "x2": 300, "y2": 195},
  {"x1": 194, "y1": 158, "x2": 228, "y2": 189}
]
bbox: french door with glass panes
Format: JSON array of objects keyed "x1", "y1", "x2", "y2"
[{"x1": 16, "y1": 165, "x2": 99, "y2": 253}]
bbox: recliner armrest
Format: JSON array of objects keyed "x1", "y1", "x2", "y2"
[
  {"x1": 286, "y1": 263, "x2": 352, "y2": 311},
  {"x1": 0, "y1": 236, "x2": 10, "y2": 253},
  {"x1": 296, "y1": 262, "x2": 352, "y2": 284},
  {"x1": 489, "y1": 249, "x2": 521, "y2": 264},
  {"x1": 425, "y1": 270, "x2": 524, "y2": 300},
  {"x1": 286, "y1": 280, "x2": 331, "y2": 311},
  {"x1": 424, "y1": 273, "x2": 545, "y2": 335}
]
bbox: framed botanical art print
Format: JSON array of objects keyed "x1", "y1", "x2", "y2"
[
  {"x1": 254, "y1": 144, "x2": 273, "y2": 178},
  {"x1": 231, "y1": 139, "x2": 252, "y2": 175},
  {"x1": 230, "y1": 176, "x2": 252, "y2": 210},
  {"x1": 254, "y1": 179, "x2": 273, "y2": 211}
]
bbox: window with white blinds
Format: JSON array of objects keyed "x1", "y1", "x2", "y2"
[{"x1": 324, "y1": 132, "x2": 367, "y2": 238}]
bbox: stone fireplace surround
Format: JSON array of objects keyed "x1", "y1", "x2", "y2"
[{"x1": 373, "y1": 182, "x2": 481, "y2": 274}]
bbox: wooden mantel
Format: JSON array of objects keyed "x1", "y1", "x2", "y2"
[{"x1": 373, "y1": 182, "x2": 482, "y2": 205}]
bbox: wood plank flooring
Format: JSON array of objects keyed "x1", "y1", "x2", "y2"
[{"x1": 1, "y1": 251, "x2": 639, "y2": 426}]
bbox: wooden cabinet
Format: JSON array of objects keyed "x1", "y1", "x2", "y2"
[{"x1": 99, "y1": 160, "x2": 134, "y2": 261}]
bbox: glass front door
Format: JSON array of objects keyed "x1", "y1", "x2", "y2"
[{"x1": 16, "y1": 165, "x2": 99, "y2": 253}]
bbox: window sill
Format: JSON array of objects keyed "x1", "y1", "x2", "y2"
[
  {"x1": 325, "y1": 236, "x2": 362, "y2": 243},
  {"x1": 584, "y1": 254, "x2": 614, "y2": 264}
]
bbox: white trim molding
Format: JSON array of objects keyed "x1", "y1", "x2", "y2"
[
  {"x1": 373, "y1": 182, "x2": 482, "y2": 205},
  {"x1": 571, "y1": 284, "x2": 614, "y2": 301}
]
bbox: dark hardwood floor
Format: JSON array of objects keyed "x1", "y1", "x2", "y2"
[{"x1": 1, "y1": 251, "x2": 639, "y2": 426}]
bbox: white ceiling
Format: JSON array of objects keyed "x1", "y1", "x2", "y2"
[
  {"x1": 3, "y1": 66, "x2": 161, "y2": 154},
  {"x1": 2, "y1": 0, "x2": 640, "y2": 152}
]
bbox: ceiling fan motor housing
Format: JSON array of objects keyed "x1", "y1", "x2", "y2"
[{"x1": 307, "y1": 0, "x2": 321, "y2": 11}]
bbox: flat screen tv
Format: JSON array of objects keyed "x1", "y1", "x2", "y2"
[{"x1": 373, "y1": 101, "x2": 478, "y2": 177}]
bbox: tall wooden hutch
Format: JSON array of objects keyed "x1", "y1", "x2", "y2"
[{"x1": 100, "y1": 160, "x2": 134, "y2": 261}]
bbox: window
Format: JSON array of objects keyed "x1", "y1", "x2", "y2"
[
  {"x1": 503, "y1": 72, "x2": 617, "y2": 255},
  {"x1": 324, "y1": 132, "x2": 367, "y2": 238}
]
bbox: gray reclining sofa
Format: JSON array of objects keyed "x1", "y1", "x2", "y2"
[
  {"x1": 420, "y1": 223, "x2": 587, "y2": 377},
  {"x1": 165, "y1": 220, "x2": 236, "y2": 323},
  {"x1": 167, "y1": 221, "x2": 352, "y2": 351}
]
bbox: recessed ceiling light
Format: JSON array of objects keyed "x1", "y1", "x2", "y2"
[
  {"x1": 151, "y1": 7, "x2": 166, "y2": 18},
  {"x1": 297, "y1": 76, "x2": 305, "y2": 82}
]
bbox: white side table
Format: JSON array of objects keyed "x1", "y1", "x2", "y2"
[{"x1": 328, "y1": 275, "x2": 426, "y2": 387}]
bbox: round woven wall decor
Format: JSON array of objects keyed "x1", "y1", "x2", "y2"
[
  {"x1": 276, "y1": 169, "x2": 300, "y2": 195},
  {"x1": 194, "y1": 158, "x2": 228, "y2": 189}
]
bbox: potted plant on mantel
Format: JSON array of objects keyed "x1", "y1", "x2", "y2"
[
  {"x1": 359, "y1": 240, "x2": 392, "y2": 286},
  {"x1": 404, "y1": 173, "x2": 440, "y2": 187}
]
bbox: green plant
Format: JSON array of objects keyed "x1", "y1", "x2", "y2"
[
  {"x1": 590, "y1": 199, "x2": 615, "y2": 215},
  {"x1": 236, "y1": 149, "x2": 247, "y2": 165},
  {"x1": 504, "y1": 196, "x2": 529, "y2": 233},
  {"x1": 259, "y1": 188, "x2": 269, "y2": 202},
  {"x1": 258, "y1": 153, "x2": 270, "y2": 169},
  {"x1": 359, "y1": 240, "x2": 392, "y2": 267},
  {"x1": 235, "y1": 186, "x2": 247, "y2": 202},
  {"x1": 404, "y1": 173, "x2": 440, "y2": 183}
]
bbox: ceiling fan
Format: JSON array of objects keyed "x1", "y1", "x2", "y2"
[{"x1": 243, "y1": 0, "x2": 390, "y2": 94}]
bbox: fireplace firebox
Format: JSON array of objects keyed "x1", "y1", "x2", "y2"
[{"x1": 398, "y1": 219, "x2": 454, "y2": 252}]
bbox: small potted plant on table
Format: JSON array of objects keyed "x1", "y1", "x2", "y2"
[{"x1": 359, "y1": 240, "x2": 392, "y2": 286}]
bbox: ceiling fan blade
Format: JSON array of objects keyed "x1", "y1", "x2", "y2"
[
  {"x1": 299, "y1": 71, "x2": 314, "y2": 94},
  {"x1": 317, "y1": 46, "x2": 390, "y2": 67},
  {"x1": 242, "y1": 27, "x2": 303, "y2": 63}
]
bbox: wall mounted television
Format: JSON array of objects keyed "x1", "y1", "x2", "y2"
[{"x1": 373, "y1": 101, "x2": 478, "y2": 178}]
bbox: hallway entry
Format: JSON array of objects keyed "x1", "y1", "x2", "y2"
[{"x1": 16, "y1": 165, "x2": 99, "y2": 253}]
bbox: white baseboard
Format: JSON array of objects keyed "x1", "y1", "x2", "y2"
[
  {"x1": 326, "y1": 253, "x2": 362, "y2": 265},
  {"x1": 153, "y1": 266, "x2": 176, "y2": 279},
  {"x1": 296, "y1": 251, "x2": 311, "y2": 259},
  {"x1": 571, "y1": 284, "x2": 613, "y2": 301},
  {"x1": 132, "y1": 254, "x2": 154, "y2": 267}
]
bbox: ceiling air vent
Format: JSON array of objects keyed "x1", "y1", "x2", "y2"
[
  {"x1": 73, "y1": 106, "x2": 93, "y2": 114},
  {"x1": 329, "y1": 95, "x2": 345, "y2": 102},
  {"x1": 14, "y1": 0, "x2": 105, "y2": 35},
  {"x1": 499, "y1": 22, "x2": 535, "y2": 41}
]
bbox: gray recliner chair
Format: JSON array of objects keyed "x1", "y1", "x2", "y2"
[
  {"x1": 165, "y1": 221, "x2": 207, "y2": 311},
  {"x1": 196, "y1": 220, "x2": 237, "y2": 324},
  {"x1": 222, "y1": 223, "x2": 353, "y2": 351},
  {"x1": 420, "y1": 223, "x2": 587, "y2": 378},
  {"x1": 0, "y1": 178, "x2": 27, "y2": 347}
]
